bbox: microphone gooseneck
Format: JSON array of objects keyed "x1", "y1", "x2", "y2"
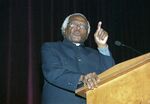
[{"x1": 114, "y1": 40, "x2": 142, "y2": 55}]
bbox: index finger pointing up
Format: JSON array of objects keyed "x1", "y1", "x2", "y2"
[{"x1": 98, "y1": 21, "x2": 102, "y2": 30}]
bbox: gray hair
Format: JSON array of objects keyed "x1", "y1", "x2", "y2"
[{"x1": 61, "y1": 13, "x2": 91, "y2": 35}]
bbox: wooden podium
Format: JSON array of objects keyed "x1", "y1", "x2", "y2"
[{"x1": 75, "y1": 52, "x2": 150, "y2": 104}]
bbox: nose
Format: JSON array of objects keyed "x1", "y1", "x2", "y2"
[
  {"x1": 76, "y1": 25, "x2": 81, "y2": 30},
  {"x1": 73, "y1": 24, "x2": 82, "y2": 30}
]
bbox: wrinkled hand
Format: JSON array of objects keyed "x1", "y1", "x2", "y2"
[
  {"x1": 80, "y1": 72, "x2": 100, "y2": 89},
  {"x1": 94, "y1": 21, "x2": 108, "y2": 48}
]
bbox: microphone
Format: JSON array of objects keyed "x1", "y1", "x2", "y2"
[{"x1": 114, "y1": 40, "x2": 142, "y2": 55}]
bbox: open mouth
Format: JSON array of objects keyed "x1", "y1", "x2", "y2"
[
  {"x1": 71, "y1": 31, "x2": 82, "y2": 40},
  {"x1": 73, "y1": 31, "x2": 80, "y2": 36}
]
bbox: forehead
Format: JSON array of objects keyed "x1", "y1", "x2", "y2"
[{"x1": 69, "y1": 15, "x2": 87, "y2": 24}]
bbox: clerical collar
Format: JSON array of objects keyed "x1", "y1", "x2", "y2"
[
  {"x1": 73, "y1": 43, "x2": 80, "y2": 46},
  {"x1": 63, "y1": 39, "x2": 84, "y2": 47}
]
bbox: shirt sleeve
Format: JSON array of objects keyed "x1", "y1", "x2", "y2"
[{"x1": 98, "y1": 45, "x2": 110, "y2": 56}]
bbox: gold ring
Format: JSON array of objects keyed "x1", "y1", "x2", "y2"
[{"x1": 87, "y1": 78, "x2": 91, "y2": 81}]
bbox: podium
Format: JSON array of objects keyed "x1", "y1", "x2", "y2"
[{"x1": 75, "y1": 52, "x2": 150, "y2": 104}]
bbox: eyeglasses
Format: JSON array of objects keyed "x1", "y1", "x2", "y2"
[{"x1": 68, "y1": 22, "x2": 87, "y2": 30}]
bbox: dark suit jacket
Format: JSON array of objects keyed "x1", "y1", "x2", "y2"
[{"x1": 41, "y1": 39, "x2": 115, "y2": 104}]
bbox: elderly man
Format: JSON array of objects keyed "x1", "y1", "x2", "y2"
[{"x1": 41, "y1": 13, "x2": 115, "y2": 104}]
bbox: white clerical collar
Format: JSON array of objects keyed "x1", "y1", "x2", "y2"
[{"x1": 73, "y1": 43, "x2": 80, "y2": 46}]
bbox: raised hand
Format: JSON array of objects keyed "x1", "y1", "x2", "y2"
[{"x1": 94, "y1": 21, "x2": 108, "y2": 48}]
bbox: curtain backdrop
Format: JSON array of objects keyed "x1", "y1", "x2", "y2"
[{"x1": 0, "y1": 0, "x2": 149, "y2": 104}]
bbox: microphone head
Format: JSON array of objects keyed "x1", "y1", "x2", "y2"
[{"x1": 114, "y1": 41, "x2": 122, "y2": 46}]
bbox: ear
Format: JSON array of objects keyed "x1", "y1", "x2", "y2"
[
  {"x1": 64, "y1": 26, "x2": 69, "y2": 34},
  {"x1": 62, "y1": 29, "x2": 67, "y2": 38},
  {"x1": 63, "y1": 28, "x2": 67, "y2": 35}
]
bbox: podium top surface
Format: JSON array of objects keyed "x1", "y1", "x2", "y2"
[{"x1": 75, "y1": 52, "x2": 150, "y2": 97}]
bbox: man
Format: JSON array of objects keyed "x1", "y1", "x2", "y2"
[{"x1": 41, "y1": 13, "x2": 115, "y2": 104}]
